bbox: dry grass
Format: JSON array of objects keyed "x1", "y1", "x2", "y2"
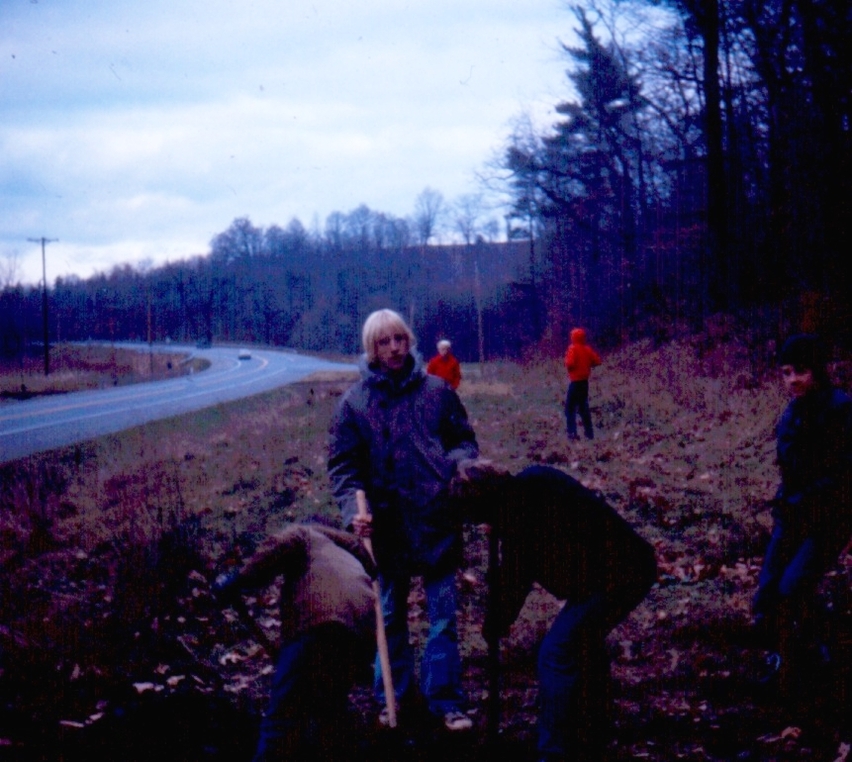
[
  {"x1": 0, "y1": 343, "x2": 204, "y2": 398},
  {"x1": 0, "y1": 339, "x2": 850, "y2": 760}
]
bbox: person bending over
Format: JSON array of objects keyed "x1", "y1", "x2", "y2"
[
  {"x1": 457, "y1": 463, "x2": 657, "y2": 762},
  {"x1": 214, "y1": 522, "x2": 376, "y2": 761}
]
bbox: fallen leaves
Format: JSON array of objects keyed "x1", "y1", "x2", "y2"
[
  {"x1": 132, "y1": 682, "x2": 162, "y2": 694},
  {"x1": 657, "y1": 555, "x2": 720, "y2": 585},
  {"x1": 718, "y1": 560, "x2": 761, "y2": 583},
  {"x1": 218, "y1": 650, "x2": 247, "y2": 666},
  {"x1": 2, "y1": 343, "x2": 848, "y2": 761}
]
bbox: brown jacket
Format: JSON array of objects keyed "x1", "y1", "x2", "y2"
[{"x1": 237, "y1": 524, "x2": 376, "y2": 641}]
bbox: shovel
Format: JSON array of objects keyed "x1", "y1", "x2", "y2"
[{"x1": 356, "y1": 489, "x2": 398, "y2": 729}]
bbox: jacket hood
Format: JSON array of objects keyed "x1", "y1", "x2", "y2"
[
  {"x1": 570, "y1": 328, "x2": 587, "y2": 344},
  {"x1": 359, "y1": 350, "x2": 426, "y2": 390}
]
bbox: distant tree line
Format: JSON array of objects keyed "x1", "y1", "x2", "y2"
[
  {"x1": 2, "y1": 0, "x2": 850, "y2": 363},
  {"x1": 1, "y1": 208, "x2": 536, "y2": 363}
]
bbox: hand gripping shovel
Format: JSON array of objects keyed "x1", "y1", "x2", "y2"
[{"x1": 356, "y1": 489, "x2": 397, "y2": 728}]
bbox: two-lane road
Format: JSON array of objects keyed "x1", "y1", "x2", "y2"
[{"x1": 0, "y1": 345, "x2": 356, "y2": 464}]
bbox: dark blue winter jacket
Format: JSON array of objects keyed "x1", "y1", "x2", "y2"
[
  {"x1": 774, "y1": 385, "x2": 852, "y2": 551},
  {"x1": 328, "y1": 352, "x2": 479, "y2": 572}
]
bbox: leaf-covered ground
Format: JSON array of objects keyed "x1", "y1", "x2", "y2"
[{"x1": 1, "y1": 337, "x2": 850, "y2": 760}]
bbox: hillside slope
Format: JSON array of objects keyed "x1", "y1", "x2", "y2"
[{"x1": 1, "y1": 338, "x2": 850, "y2": 760}]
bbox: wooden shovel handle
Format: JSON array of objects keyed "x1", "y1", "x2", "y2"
[{"x1": 355, "y1": 489, "x2": 397, "y2": 728}]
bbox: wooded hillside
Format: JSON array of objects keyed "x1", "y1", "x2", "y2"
[{"x1": 3, "y1": 0, "x2": 850, "y2": 358}]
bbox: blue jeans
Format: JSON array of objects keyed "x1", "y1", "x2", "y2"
[
  {"x1": 753, "y1": 518, "x2": 824, "y2": 658},
  {"x1": 375, "y1": 568, "x2": 465, "y2": 716},
  {"x1": 752, "y1": 518, "x2": 833, "y2": 696},
  {"x1": 254, "y1": 623, "x2": 361, "y2": 761},
  {"x1": 566, "y1": 380, "x2": 594, "y2": 439},
  {"x1": 537, "y1": 593, "x2": 610, "y2": 759},
  {"x1": 753, "y1": 515, "x2": 823, "y2": 621}
]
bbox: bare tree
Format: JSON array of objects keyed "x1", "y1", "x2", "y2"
[
  {"x1": 0, "y1": 249, "x2": 21, "y2": 289},
  {"x1": 453, "y1": 193, "x2": 485, "y2": 245},
  {"x1": 481, "y1": 219, "x2": 500, "y2": 243},
  {"x1": 412, "y1": 187, "x2": 445, "y2": 245}
]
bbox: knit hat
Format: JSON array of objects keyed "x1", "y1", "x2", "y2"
[{"x1": 777, "y1": 334, "x2": 829, "y2": 372}]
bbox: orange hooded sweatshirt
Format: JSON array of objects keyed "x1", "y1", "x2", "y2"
[{"x1": 564, "y1": 328, "x2": 601, "y2": 382}]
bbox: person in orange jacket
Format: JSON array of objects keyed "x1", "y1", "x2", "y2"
[
  {"x1": 426, "y1": 339, "x2": 462, "y2": 390},
  {"x1": 564, "y1": 328, "x2": 601, "y2": 441}
]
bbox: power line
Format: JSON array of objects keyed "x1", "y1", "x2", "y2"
[{"x1": 27, "y1": 237, "x2": 58, "y2": 376}]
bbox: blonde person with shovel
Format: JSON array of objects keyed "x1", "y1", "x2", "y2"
[{"x1": 329, "y1": 308, "x2": 481, "y2": 733}]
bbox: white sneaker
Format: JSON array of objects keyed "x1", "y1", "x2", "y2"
[{"x1": 443, "y1": 710, "x2": 473, "y2": 732}]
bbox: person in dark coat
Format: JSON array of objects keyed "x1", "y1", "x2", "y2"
[
  {"x1": 752, "y1": 334, "x2": 852, "y2": 695},
  {"x1": 328, "y1": 308, "x2": 480, "y2": 731},
  {"x1": 213, "y1": 523, "x2": 377, "y2": 761},
  {"x1": 456, "y1": 463, "x2": 657, "y2": 762}
]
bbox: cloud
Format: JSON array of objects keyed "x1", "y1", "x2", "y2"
[{"x1": 1, "y1": 0, "x2": 573, "y2": 285}]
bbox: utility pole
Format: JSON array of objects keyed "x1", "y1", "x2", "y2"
[
  {"x1": 27, "y1": 237, "x2": 57, "y2": 376},
  {"x1": 148, "y1": 285, "x2": 154, "y2": 375}
]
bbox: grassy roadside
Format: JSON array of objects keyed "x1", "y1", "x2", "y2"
[
  {"x1": 0, "y1": 343, "x2": 206, "y2": 399},
  {"x1": 1, "y1": 339, "x2": 850, "y2": 760},
  {"x1": 0, "y1": 369, "x2": 359, "y2": 758}
]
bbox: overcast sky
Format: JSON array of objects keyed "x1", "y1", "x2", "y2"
[{"x1": 2, "y1": 0, "x2": 576, "y2": 286}]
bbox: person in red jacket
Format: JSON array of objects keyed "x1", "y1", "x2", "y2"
[
  {"x1": 564, "y1": 328, "x2": 601, "y2": 440},
  {"x1": 426, "y1": 339, "x2": 462, "y2": 390}
]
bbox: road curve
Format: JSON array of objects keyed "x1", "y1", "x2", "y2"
[{"x1": 0, "y1": 344, "x2": 356, "y2": 464}]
